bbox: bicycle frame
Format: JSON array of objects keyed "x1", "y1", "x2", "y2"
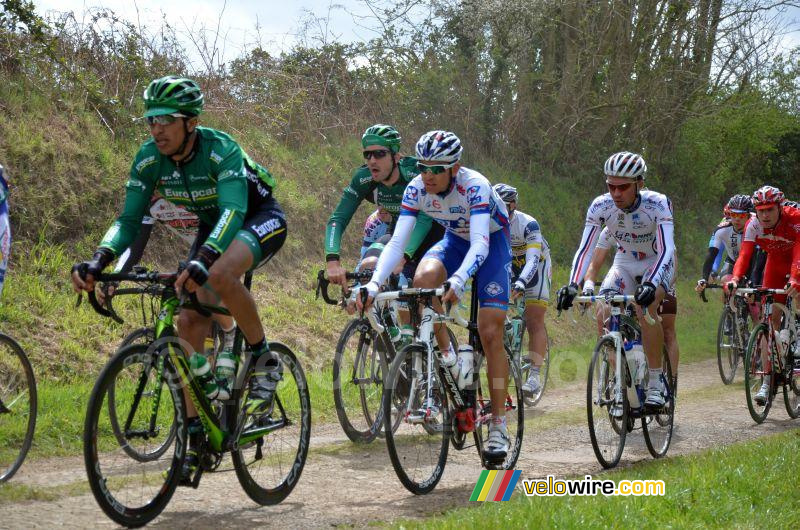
[{"x1": 738, "y1": 288, "x2": 798, "y2": 382}]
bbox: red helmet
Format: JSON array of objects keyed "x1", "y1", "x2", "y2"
[{"x1": 752, "y1": 185, "x2": 784, "y2": 210}]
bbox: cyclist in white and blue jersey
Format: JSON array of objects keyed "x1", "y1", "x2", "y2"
[
  {"x1": 0, "y1": 165, "x2": 10, "y2": 297},
  {"x1": 360, "y1": 130, "x2": 513, "y2": 463}
]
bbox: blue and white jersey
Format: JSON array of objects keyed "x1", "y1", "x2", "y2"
[
  {"x1": 708, "y1": 217, "x2": 750, "y2": 262},
  {"x1": 399, "y1": 166, "x2": 509, "y2": 239},
  {"x1": 569, "y1": 189, "x2": 675, "y2": 288}
]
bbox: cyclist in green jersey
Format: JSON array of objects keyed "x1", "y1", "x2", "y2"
[
  {"x1": 71, "y1": 75, "x2": 287, "y2": 482},
  {"x1": 325, "y1": 124, "x2": 444, "y2": 287}
]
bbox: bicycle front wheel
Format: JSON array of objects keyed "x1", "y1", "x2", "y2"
[
  {"x1": 642, "y1": 348, "x2": 675, "y2": 458},
  {"x1": 474, "y1": 345, "x2": 524, "y2": 470},
  {"x1": 332, "y1": 318, "x2": 389, "y2": 443},
  {"x1": 587, "y1": 336, "x2": 627, "y2": 469},
  {"x1": 744, "y1": 324, "x2": 771, "y2": 423},
  {"x1": 716, "y1": 307, "x2": 738, "y2": 384},
  {"x1": 84, "y1": 343, "x2": 186, "y2": 527},
  {"x1": 0, "y1": 333, "x2": 37, "y2": 482},
  {"x1": 383, "y1": 344, "x2": 450, "y2": 495},
  {"x1": 232, "y1": 342, "x2": 311, "y2": 505}
]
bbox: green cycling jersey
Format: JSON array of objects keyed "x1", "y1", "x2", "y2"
[
  {"x1": 325, "y1": 156, "x2": 433, "y2": 260},
  {"x1": 100, "y1": 126, "x2": 275, "y2": 256}
]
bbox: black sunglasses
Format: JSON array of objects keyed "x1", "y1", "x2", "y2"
[{"x1": 363, "y1": 149, "x2": 391, "y2": 160}]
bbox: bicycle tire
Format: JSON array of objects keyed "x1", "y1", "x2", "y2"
[
  {"x1": 744, "y1": 323, "x2": 771, "y2": 423},
  {"x1": 0, "y1": 333, "x2": 37, "y2": 483},
  {"x1": 119, "y1": 327, "x2": 156, "y2": 349},
  {"x1": 232, "y1": 342, "x2": 311, "y2": 505},
  {"x1": 84, "y1": 343, "x2": 186, "y2": 527},
  {"x1": 332, "y1": 319, "x2": 389, "y2": 443},
  {"x1": 587, "y1": 336, "x2": 627, "y2": 469},
  {"x1": 642, "y1": 347, "x2": 675, "y2": 458},
  {"x1": 383, "y1": 343, "x2": 449, "y2": 494},
  {"x1": 716, "y1": 307, "x2": 738, "y2": 384}
]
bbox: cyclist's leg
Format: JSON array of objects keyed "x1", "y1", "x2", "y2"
[
  {"x1": 523, "y1": 256, "x2": 550, "y2": 367},
  {"x1": 658, "y1": 291, "x2": 679, "y2": 375},
  {"x1": 414, "y1": 232, "x2": 465, "y2": 354}
]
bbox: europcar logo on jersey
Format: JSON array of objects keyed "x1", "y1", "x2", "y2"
[{"x1": 470, "y1": 470, "x2": 521, "y2": 501}]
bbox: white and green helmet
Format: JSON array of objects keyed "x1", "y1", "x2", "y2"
[
  {"x1": 361, "y1": 124, "x2": 402, "y2": 153},
  {"x1": 143, "y1": 75, "x2": 204, "y2": 118}
]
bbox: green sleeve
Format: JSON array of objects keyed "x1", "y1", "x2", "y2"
[
  {"x1": 204, "y1": 141, "x2": 248, "y2": 254},
  {"x1": 99, "y1": 158, "x2": 155, "y2": 255},
  {"x1": 324, "y1": 169, "x2": 370, "y2": 259},
  {"x1": 404, "y1": 211, "x2": 434, "y2": 258}
]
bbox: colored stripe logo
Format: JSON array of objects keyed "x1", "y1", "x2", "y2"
[{"x1": 470, "y1": 470, "x2": 521, "y2": 501}]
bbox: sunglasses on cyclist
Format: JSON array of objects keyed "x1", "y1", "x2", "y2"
[
  {"x1": 727, "y1": 210, "x2": 750, "y2": 219},
  {"x1": 362, "y1": 149, "x2": 391, "y2": 160},
  {"x1": 606, "y1": 181, "x2": 634, "y2": 193},
  {"x1": 146, "y1": 114, "x2": 184, "y2": 126},
  {"x1": 416, "y1": 163, "x2": 452, "y2": 175}
]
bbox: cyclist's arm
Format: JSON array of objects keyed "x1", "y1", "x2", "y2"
[
  {"x1": 99, "y1": 164, "x2": 155, "y2": 256},
  {"x1": 202, "y1": 147, "x2": 247, "y2": 255},
  {"x1": 113, "y1": 217, "x2": 155, "y2": 273},
  {"x1": 584, "y1": 245, "x2": 610, "y2": 285},
  {"x1": 644, "y1": 220, "x2": 675, "y2": 286},
  {"x1": 701, "y1": 246, "x2": 721, "y2": 282},
  {"x1": 516, "y1": 219, "x2": 543, "y2": 285},
  {"x1": 404, "y1": 211, "x2": 433, "y2": 260},
  {"x1": 325, "y1": 171, "x2": 368, "y2": 261},
  {"x1": 369, "y1": 214, "x2": 415, "y2": 288},
  {"x1": 568, "y1": 223, "x2": 602, "y2": 285}
]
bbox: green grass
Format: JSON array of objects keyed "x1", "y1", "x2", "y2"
[{"x1": 395, "y1": 428, "x2": 800, "y2": 528}]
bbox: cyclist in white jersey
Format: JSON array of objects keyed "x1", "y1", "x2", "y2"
[
  {"x1": 493, "y1": 183, "x2": 551, "y2": 396},
  {"x1": 695, "y1": 194, "x2": 753, "y2": 293},
  {"x1": 359, "y1": 130, "x2": 513, "y2": 463},
  {"x1": 0, "y1": 165, "x2": 11, "y2": 297},
  {"x1": 557, "y1": 151, "x2": 675, "y2": 408}
]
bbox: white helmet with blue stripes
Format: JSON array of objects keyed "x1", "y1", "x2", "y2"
[
  {"x1": 415, "y1": 130, "x2": 463, "y2": 165},
  {"x1": 604, "y1": 151, "x2": 647, "y2": 179}
]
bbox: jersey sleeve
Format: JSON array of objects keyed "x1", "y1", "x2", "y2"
[
  {"x1": 644, "y1": 195, "x2": 675, "y2": 286},
  {"x1": 449, "y1": 212, "x2": 490, "y2": 294},
  {"x1": 517, "y1": 218, "x2": 543, "y2": 285},
  {"x1": 596, "y1": 227, "x2": 614, "y2": 250},
  {"x1": 324, "y1": 169, "x2": 370, "y2": 259},
  {"x1": 404, "y1": 210, "x2": 433, "y2": 259},
  {"x1": 99, "y1": 153, "x2": 157, "y2": 255},
  {"x1": 370, "y1": 214, "x2": 416, "y2": 287},
  {"x1": 202, "y1": 141, "x2": 247, "y2": 254}
]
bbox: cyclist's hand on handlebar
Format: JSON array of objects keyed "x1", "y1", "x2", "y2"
[
  {"x1": 695, "y1": 279, "x2": 706, "y2": 293},
  {"x1": 511, "y1": 280, "x2": 525, "y2": 301},
  {"x1": 634, "y1": 282, "x2": 656, "y2": 308},
  {"x1": 71, "y1": 249, "x2": 113, "y2": 293},
  {"x1": 725, "y1": 278, "x2": 739, "y2": 294},
  {"x1": 787, "y1": 280, "x2": 800, "y2": 299},
  {"x1": 96, "y1": 282, "x2": 118, "y2": 305},
  {"x1": 556, "y1": 282, "x2": 578, "y2": 311},
  {"x1": 355, "y1": 282, "x2": 379, "y2": 311},
  {"x1": 326, "y1": 260, "x2": 347, "y2": 286}
]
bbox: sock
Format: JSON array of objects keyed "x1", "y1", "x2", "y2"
[
  {"x1": 648, "y1": 369, "x2": 662, "y2": 389},
  {"x1": 531, "y1": 365, "x2": 540, "y2": 375}
]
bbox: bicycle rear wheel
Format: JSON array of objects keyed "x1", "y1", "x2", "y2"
[
  {"x1": 474, "y1": 345, "x2": 524, "y2": 470},
  {"x1": 332, "y1": 319, "x2": 389, "y2": 443},
  {"x1": 383, "y1": 344, "x2": 449, "y2": 495},
  {"x1": 716, "y1": 307, "x2": 738, "y2": 384},
  {"x1": 643, "y1": 348, "x2": 674, "y2": 458},
  {"x1": 744, "y1": 324, "x2": 771, "y2": 423},
  {"x1": 84, "y1": 343, "x2": 185, "y2": 527},
  {"x1": 232, "y1": 342, "x2": 311, "y2": 505},
  {"x1": 0, "y1": 333, "x2": 37, "y2": 482},
  {"x1": 587, "y1": 336, "x2": 627, "y2": 469}
]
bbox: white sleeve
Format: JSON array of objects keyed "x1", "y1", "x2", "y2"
[
  {"x1": 448, "y1": 212, "x2": 490, "y2": 295},
  {"x1": 517, "y1": 219, "x2": 543, "y2": 285},
  {"x1": 645, "y1": 217, "x2": 675, "y2": 287},
  {"x1": 596, "y1": 227, "x2": 613, "y2": 250}
]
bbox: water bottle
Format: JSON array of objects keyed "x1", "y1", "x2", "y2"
[
  {"x1": 457, "y1": 345, "x2": 474, "y2": 389},
  {"x1": 510, "y1": 319, "x2": 524, "y2": 355},
  {"x1": 189, "y1": 352, "x2": 228, "y2": 401},
  {"x1": 630, "y1": 343, "x2": 647, "y2": 385},
  {"x1": 388, "y1": 326, "x2": 402, "y2": 343}
]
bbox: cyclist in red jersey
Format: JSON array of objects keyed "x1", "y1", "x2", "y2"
[{"x1": 728, "y1": 185, "x2": 800, "y2": 403}]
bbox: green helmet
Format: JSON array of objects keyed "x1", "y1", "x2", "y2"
[
  {"x1": 361, "y1": 124, "x2": 401, "y2": 153},
  {"x1": 143, "y1": 75, "x2": 204, "y2": 118}
]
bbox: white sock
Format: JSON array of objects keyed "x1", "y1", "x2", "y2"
[{"x1": 648, "y1": 369, "x2": 662, "y2": 389}]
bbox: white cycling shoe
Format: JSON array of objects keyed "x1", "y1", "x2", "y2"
[{"x1": 522, "y1": 372, "x2": 541, "y2": 396}]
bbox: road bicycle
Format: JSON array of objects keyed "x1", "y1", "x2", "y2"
[
  {"x1": 504, "y1": 297, "x2": 550, "y2": 406},
  {"x1": 738, "y1": 288, "x2": 800, "y2": 423},
  {"x1": 569, "y1": 294, "x2": 675, "y2": 468},
  {"x1": 81, "y1": 268, "x2": 310, "y2": 527},
  {"x1": 0, "y1": 331, "x2": 37, "y2": 482},
  {"x1": 374, "y1": 280, "x2": 523, "y2": 494},
  {"x1": 700, "y1": 284, "x2": 753, "y2": 384}
]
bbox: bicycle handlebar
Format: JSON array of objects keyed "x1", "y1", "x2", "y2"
[
  {"x1": 315, "y1": 269, "x2": 375, "y2": 305},
  {"x1": 572, "y1": 294, "x2": 658, "y2": 325},
  {"x1": 364, "y1": 283, "x2": 470, "y2": 334}
]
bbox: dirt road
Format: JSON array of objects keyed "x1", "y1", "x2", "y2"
[{"x1": 2, "y1": 358, "x2": 798, "y2": 528}]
